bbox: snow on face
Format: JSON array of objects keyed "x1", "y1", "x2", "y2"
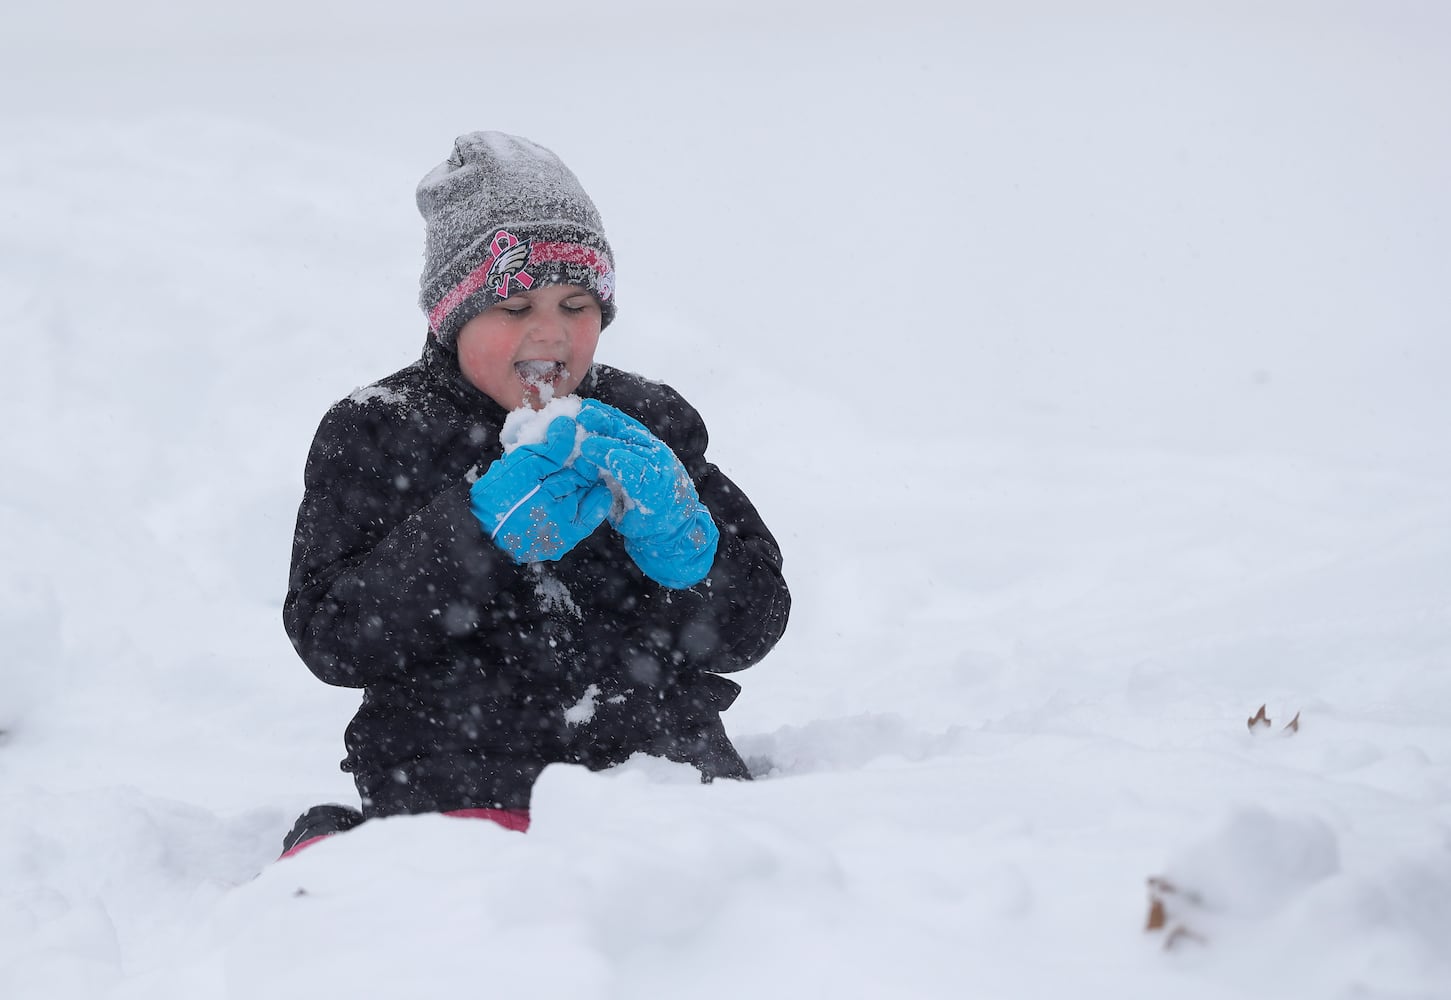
[{"x1": 454, "y1": 285, "x2": 602, "y2": 411}]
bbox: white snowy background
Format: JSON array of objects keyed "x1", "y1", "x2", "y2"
[{"x1": 2, "y1": 2, "x2": 1449, "y2": 997}]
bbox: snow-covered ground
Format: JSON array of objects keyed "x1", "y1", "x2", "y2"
[{"x1": 3, "y1": 3, "x2": 1449, "y2": 997}]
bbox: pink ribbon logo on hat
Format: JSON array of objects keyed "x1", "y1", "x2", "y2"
[
  {"x1": 427, "y1": 231, "x2": 615, "y2": 334},
  {"x1": 485, "y1": 230, "x2": 535, "y2": 298}
]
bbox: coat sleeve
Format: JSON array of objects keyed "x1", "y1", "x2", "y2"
[
  {"x1": 282, "y1": 400, "x2": 526, "y2": 688},
  {"x1": 625, "y1": 387, "x2": 791, "y2": 675}
]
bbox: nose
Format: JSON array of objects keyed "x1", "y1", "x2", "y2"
[{"x1": 523, "y1": 306, "x2": 569, "y2": 347}]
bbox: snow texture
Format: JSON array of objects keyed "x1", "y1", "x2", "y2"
[
  {"x1": 531, "y1": 564, "x2": 582, "y2": 619},
  {"x1": 2, "y1": 3, "x2": 1450, "y2": 999},
  {"x1": 346, "y1": 384, "x2": 407, "y2": 407},
  {"x1": 564, "y1": 684, "x2": 603, "y2": 726},
  {"x1": 500, "y1": 394, "x2": 585, "y2": 452}
]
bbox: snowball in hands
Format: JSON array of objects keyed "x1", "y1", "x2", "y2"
[
  {"x1": 470, "y1": 409, "x2": 611, "y2": 564},
  {"x1": 500, "y1": 395, "x2": 585, "y2": 453}
]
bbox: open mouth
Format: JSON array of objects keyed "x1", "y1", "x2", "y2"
[{"x1": 514, "y1": 360, "x2": 567, "y2": 387}]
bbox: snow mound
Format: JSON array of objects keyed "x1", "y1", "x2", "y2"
[{"x1": 1164, "y1": 807, "x2": 1341, "y2": 919}]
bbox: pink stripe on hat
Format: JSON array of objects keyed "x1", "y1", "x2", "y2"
[
  {"x1": 530, "y1": 241, "x2": 612, "y2": 276},
  {"x1": 428, "y1": 239, "x2": 614, "y2": 333}
]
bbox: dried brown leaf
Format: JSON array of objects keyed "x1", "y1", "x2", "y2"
[
  {"x1": 1146, "y1": 875, "x2": 1206, "y2": 936},
  {"x1": 1247, "y1": 704, "x2": 1271, "y2": 731},
  {"x1": 1146, "y1": 877, "x2": 1209, "y2": 947},
  {"x1": 1284, "y1": 711, "x2": 1301, "y2": 734},
  {"x1": 1146, "y1": 896, "x2": 1168, "y2": 931}
]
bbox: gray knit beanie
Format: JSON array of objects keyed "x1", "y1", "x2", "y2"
[{"x1": 417, "y1": 131, "x2": 616, "y2": 346}]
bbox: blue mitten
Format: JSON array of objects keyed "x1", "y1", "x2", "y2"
[
  {"x1": 575, "y1": 401, "x2": 719, "y2": 589},
  {"x1": 469, "y1": 414, "x2": 613, "y2": 564}
]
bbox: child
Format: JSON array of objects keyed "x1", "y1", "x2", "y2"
[{"x1": 279, "y1": 132, "x2": 790, "y2": 857}]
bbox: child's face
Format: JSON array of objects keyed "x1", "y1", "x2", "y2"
[{"x1": 455, "y1": 284, "x2": 603, "y2": 410}]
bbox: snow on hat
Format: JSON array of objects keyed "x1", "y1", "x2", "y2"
[{"x1": 417, "y1": 131, "x2": 616, "y2": 346}]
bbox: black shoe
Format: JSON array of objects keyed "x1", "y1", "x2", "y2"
[{"x1": 281, "y1": 803, "x2": 365, "y2": 856}]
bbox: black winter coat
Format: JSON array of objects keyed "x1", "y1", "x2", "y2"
[{"x1": 284, "y1": 338, "x2": 790, "y2": 814}]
